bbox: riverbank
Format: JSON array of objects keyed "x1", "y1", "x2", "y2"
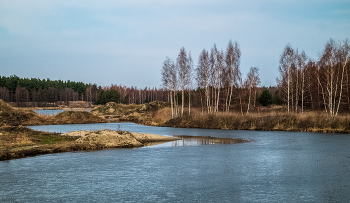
[
  {"x1": 96, "y1": 104, "x2": 350, "y2": 134},
  {"x1": 157, "y1": 109, "x2": 350, "y2": 134},
  {"x1": 0, "y1": 127, "x2": 180, "y2": 161},
  {"x1": 6, "y1": 98, "x2": 349, "y2": 134}
]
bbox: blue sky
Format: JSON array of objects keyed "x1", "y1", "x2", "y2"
[{"x1": 0, "y1": 0, "x2": 349, "y2": 88}]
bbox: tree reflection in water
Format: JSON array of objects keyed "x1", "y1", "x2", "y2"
[{"x1": 171, "y1": 135, "x2": 249, "y2": 146}]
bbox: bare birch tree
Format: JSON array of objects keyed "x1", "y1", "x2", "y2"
[
  {"x1": 318, "y1": 39, "x2": 350, "y2": 116},
  {"x1": 196, "y1": 49, "x2": 211, "y2": 113},
  {"x1": 279, "y1": 44, "x2": 295, "y2": 113},
  {"x1": 245, "y1": 67, "x2": 260, "y2": 113},
  {"x1": 210, "y1": 45, "x2": 218, "y2": 113},
  {"x1": 225, "y1": 40, "x2": 241, "y2": 112},
  {"x1": 215, "y1": 50, "x2": 224, "y2": 112},
  {"x1": 187, "y1": 51, "x2": 193, "y2": 114},
  {"x1": 161, "y1": 57, "x2": 176, "y2": 118},
  {"x1": 177, "y1": 47, "x2": 191, "y2": 116},
  {"x1": 296, "y1": 50, "x2": 308, "y2": 112}
]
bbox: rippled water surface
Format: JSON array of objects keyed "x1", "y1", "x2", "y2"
[{"x1": 1, "y1": 122, "x2": 350, "y2": 202}]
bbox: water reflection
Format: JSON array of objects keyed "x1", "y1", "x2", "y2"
[
  {"x1": 142, "y1": 141, "x2": 170, "y2": 147},
  {"x1": 171, "y1": 135, "x2": 249, "y2": 146}
]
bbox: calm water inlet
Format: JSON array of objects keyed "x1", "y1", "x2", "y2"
[{"x1": 1, "y1": 123, "x2": 350, "y2": 202}]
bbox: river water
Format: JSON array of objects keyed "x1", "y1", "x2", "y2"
[
  {"x1": 34, "y1": 109, "x2": 92, "y2": 115},
  {"x1": 1, "y1": 123, "x2": 350, "y2": 202}
]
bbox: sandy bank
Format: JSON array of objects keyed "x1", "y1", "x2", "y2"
[
  {"x1": 0, "y1": 129, "x2": 180, "y2": 161},
  {"x1": 62, "y1": 130, "x2": 180, "y2": 147}
]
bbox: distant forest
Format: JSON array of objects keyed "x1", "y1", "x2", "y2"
[
  {"x1": 0, "y1": 75, "x2": 169, "y2": 106},
  {"x1": 0, "y1": 75, "x2": 95, "y2": 105}
]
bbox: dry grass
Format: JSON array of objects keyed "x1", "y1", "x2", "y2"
[
  {"x1": 0, "y1": 130, "x2": 34, "y2": 149},
  {"x1": 147, "y1": 107, "x2": 173, "y2": 126},
  {"x1": 0, "y1": 99, "x2": 106, "y2": 126},
  {"x1": 93, "y1": 102, "x2": 140, "y2": 115},
  {"x1": 160, "y1": 108, "x2": 350, "y2": 134},
  {"x1": 50, "y1": 111, "x2": 106, "y2": 124},
  {"x1": 92, "y1": 101, "x2": 169, "y2": 124},
  {"x1": 0, "y1": 99, "x2": 47, "y2": 126},
  {"x1": 0, "y1": 126, "x2": 79, "y2": 160},
  {"x1": 92, "y1": 101, "x2": 169, "y2": 115}
]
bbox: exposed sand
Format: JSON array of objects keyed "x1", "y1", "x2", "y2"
[
  {"x1": 62, "y1": 129, "x2": 180, "y2": 148},
  {"x1": 131, "y1": 132, "x2": 180, "y2": 142}
]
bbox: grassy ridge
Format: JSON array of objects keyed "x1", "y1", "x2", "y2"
[
  {"x1": 0, "y1": 126, "x2": 79, "y2": 160},
  {"x1": 91, "y1": 101, "x2": 169, "y2": 123},
  {"x1": 0, "y1": 100, "x2": 47, "y2": 126},
  {"x1": 0, "y1": 99, "x2": 106, "y2": 126},
  {"x1": 0, "y1": 127, "x2": 138, "y2": 161},
  {"x1": 52, "y1": 111, "x2": 105, "y2": 124},
  {"x1": 159, "y1": 109, "x2": 350, "y2": 134}
]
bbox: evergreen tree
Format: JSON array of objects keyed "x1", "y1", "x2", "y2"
[
  {"x1": 96, "y1": 89, "x2": 120, "y2": 105},
  {"x1": 259, "y1": 88, "x2": 273, "y2": 106},
  {"x1": 273, "y1": 90, "x2": 284, "y2": 105}
]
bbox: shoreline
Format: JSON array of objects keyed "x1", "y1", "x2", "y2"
[
  {"x1": 106, "y1": 117, "x2": 350, "y2": 135},
  {"x1": 1, "y1": 118, "x2": 347, "y2": 161},
  {"x1": 144, "y1": 122, "x2": 350, "y2": 134},
  {"x1": 0, "y1": 128, "x2": 180, "y2": 161},
  {"x1": 90, "y1": 102, "x2": 350, "y2": 135}
]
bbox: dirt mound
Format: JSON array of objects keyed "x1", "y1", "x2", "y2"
[
  {"x1": 63, "y1": 130, "x2": 179, "y2": 148},
  {"x1": 72, "y1": 130, "x2": 143, "y2": 148},
  {"x1": 0, "y1": 100, "x2": 47, "y2": 126},
  {"x1": 52, "y1": 111, "x2": 106, "y2": 124},
  {"x1": 137, "y1": 101, "x2": 169, "y2": 112},
  {"x1": 93, "y1": 101, "x2": 169, "y2": 115},
  {"x1": 91, "y1": 101, "x2": 170, "y2": 123},
  {"x1": 92, "y1": 102, "x2": 139, "y2": 115}
]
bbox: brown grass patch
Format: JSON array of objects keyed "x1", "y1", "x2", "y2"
[
  {"x1": 0, "y1": 99, "x2": 106, "y2": 126},
  {"x1": 92, "y1": 101, "x2": 169, "y2": 124},
  {"x1": 0, "y1": 126, "x2": 78, "y2": 160},
  {"x1": 50, "y1": 111, "x2": 106, "y2": 124},
  {"x1": 159, "y1": 108, "x2": 350, "y2": 134}
]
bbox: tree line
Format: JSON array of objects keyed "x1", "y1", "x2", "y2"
[
  {"x1": 103, "y1": 84, "x2": 171, "y2": 105},
  {"x1": 161, "y1": 38, "x2": 350, "y2": 117},
  {"x1": 0, "y1": 75, "x2": 172, "y2": 106},
  {"x1": 0, "y1": 75, "x2": 100, "y2": 106},
  {"x1": 278, "y1": 38, "x2": 350, "y2": 116}
]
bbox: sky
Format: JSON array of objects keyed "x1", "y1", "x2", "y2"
[{"x1": 0, "y1": 0, "x2": 349, "y2": 88}]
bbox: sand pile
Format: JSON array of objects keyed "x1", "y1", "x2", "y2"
[{"x1": 62, "y1": 129, "x2": 179, "y2": 148}]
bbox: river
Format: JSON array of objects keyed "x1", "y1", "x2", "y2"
[{"x1": 1, "y1": 122, "x2": 350, "y2": 202}]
